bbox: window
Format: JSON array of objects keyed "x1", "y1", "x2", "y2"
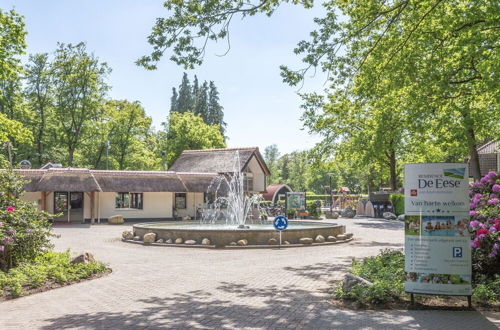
[
  {"x1": 243, "y1": 172, "x2": 254, "y2": 192},
  {"x1": 175, "y1": 193, "x2": 187, "y2": 209},
  {"x1": 115, "y1": 192, "x2": 143, "y2": 209}
]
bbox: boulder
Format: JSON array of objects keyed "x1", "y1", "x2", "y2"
[
  {"x1": 185, "y1": 240, "x2": 197, "y2": 245},
  {"x1": 201, "y1": 238, "x2": 211, "y2": 245},
  {"x1": 156, "y1": 239, "x2": 164, "y2": 244},
  {"x1": 397, "y1": 214, "x2": 405, "y2": 221},
  {"x1": 133, "y1": 236, "x2": 141, "y2": 241},
  {"x1": 327, "y1": 235, "x2": 337, "y2": 242},
  {"x1": 299, "y1": 237, "x2": 313, "y2": 244},
  {"x1": 345, "y1": 233, "x2": 353, "y2": 239},
  {"x1": 268, "y1": 238, "x2": 278, "y2": 245},
  {"x1": 71, "y1": 252, "x2": 96, "y2": 264},
  {"x1": 325, "y1": 211, "x2": 339, "y2": 219},
  {"x1": 143, "y1": 232, "x2": 156, "y2": 243},
  {"x1": 337, "y1": 234, "x2": 348, "y2": 240},
  {"x1": 122, "y1": 230, "x2": 134, "y2": 240},
  {"x1": 283, "y1": 241, "x2": 290, "y2": 245},
  {"x1": 341, "y1": 207, "x2": 355, "y2": 218},
  {"x1": 108, "y1": 215, "x2": 124, "y2": 224},
  {"x1": 175, "y1": 238, "x2": 183, "y2": 244},
  {"x1": 315, "y1": 235, "x2": 326, "y2": 243},
  {"x1": 165, "y1": 238, "x2": 173, "y2": 244},
  {"x1": 383, "y1": 212, "x2": 397, "y2": 220},
  {"x1": 342, "y1": 273, "x2": 373, "y2": 292},
  {"x1": 237, "y1": 239, "x2": 248, "y2": 246},
  {"x1": 229, "y1": 241, "x2": 237, "y2": 246}
]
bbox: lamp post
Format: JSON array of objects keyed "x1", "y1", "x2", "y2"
[{"x1": 327, "y1": 173, "x2": 335, "y2": 209}]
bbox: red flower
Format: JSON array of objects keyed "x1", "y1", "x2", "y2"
[
  {"x1": 495, "y1": 219, "x2": 500, "y2": 223},
  {"x1": 477, "y1": 229, "x2": 489, "y2": 235},
  {"x1": 5, "y1": 206, "x2": 15, "y2": 212}
]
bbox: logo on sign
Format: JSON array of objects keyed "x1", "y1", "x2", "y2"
[
  {"x1": 410, "y1": 189, "x2": 418, "y2": 196},
  {"x1": 273, "y1": 216, "x2": 288, "y2": 231},
  {"x1": 453, "y1": 247, "x2": 463, "y2": 258}
]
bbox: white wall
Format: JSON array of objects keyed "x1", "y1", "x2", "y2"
[
  {"x1": 96, "y1": 192, "x2": 173, "y2": 219},
  {"x1": 175, "y1": 192, "x2": 204, "y2": 219},
  {"x1": 246, "y1": 156, "x2": 266, "y2": 192}
]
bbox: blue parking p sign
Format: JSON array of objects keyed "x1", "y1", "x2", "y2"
[
  {"x1": 453, "y1": 247, "x2": 463, "y2": 258},
  {"x1": 273, "y1": 216, "x2": 288, "y2": 231}
]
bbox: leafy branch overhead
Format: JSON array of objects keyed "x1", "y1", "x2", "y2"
[{"x1": 136, "y1": 0, "x2": 313, "y2": 70}]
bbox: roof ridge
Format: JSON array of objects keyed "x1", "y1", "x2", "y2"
[{"x1": 183, "y1": 147, "x2": 258, "y2": 153}]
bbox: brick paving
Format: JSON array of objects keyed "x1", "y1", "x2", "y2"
[{"x1": 1, "y1": 217, "x2": 498, "y2": 329}]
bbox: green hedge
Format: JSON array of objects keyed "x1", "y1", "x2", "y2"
[
  {"x1": 306, "y1": 200, "x2": 321, "y2": 217},
  {"x1": 389, "y1": 193, "x2": 404, "y2": 215}
]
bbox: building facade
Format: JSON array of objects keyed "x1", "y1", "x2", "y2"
[{"x1": 18, "y1": 147, "x2": 270, "y2": 222}]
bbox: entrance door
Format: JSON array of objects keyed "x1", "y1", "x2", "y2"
[{"x1": 54, "y1": 192, "x2": 84, "y2": 222}]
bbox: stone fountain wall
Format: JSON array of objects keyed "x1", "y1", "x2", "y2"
[{"x1": 133, "y1": 222, "x2": 346, "y2": 247}]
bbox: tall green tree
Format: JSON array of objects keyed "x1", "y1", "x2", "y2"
[
  {"x1": 264, "y1": 144, "x2": 281, "y2": 184},
  {"x1": 24, "y1": 53, "x2": 54, "y2": 166},
  {"x1": 160, "y1": 112, "x2": 226, "y2": 167},
  {"x1": 175, "y1": 72, "x2": 193, "y2": 113},
  {"x1": 51, "y1": 42, "x2": 110, "y2": 167},
  {"x1": 194, "y1": 81, "x2": 209, "y2": 121},
  {"x1": 170, "y1": 87, "x2": 178, "y2": 112},
  {"x1": 207, "y1": 81, "x2": 226, "y2": 137}
]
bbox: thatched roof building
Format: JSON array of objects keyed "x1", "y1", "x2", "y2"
[
  {"x1": 168, "y1": 147, "x2": 271, "y2": 175},
  {"x1": 16, "y1": 168, "x2": 217, "y2": 193}
]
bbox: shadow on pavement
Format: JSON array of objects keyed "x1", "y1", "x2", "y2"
[
  {"x1": 40, "y1": 261, "x2": 497, "y2": 329},
  {"x1": 353, "y1": 220, "x2": 404, "y2": 231}
]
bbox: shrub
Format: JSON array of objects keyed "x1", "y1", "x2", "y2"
[
  {"x1": 335, "y1": 249, "x2": 405, "y2": 304},
  {"x1": 0, "y1": 170, "x2": 54, "y2": 271},
  {"x1": 306, "y1": 200, "x2": 321, "y2": 217},
  {"x1": 469, "y1": 171, "x2": 500, "y2": 279},
  {"x1": 0, "y1": 251, "x2": 107, "y2": 298},
  {"x1": 389, "y1": 193, "x2": 404, "y2": 215}
]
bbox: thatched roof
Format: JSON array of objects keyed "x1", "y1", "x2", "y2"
[
  {"x1": 168, "y1": 147, "x2": 271, "y2": 175},
  {"x1": 93, "y1": 171, "x2": 187, "y2": 192},
  {"x1": 16, "y1": 168, "x2": 218, "y2": 193}
]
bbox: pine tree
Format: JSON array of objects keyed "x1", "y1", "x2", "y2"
[
  {"x1": 170, "y1": 87, "x2": 178, "y2": 112},
  {"x1": 176, "y1": 72, "x2": 192, "y2": 113},
  {"x1": 192, "y1": 75, "x2": 199, "y2": 104},
  {"x1": 194, "y1": 81, "x2": 209, "y2": 121},
  {"x1": 207, "y1": 81, "x2": 226, "y2": 137}
]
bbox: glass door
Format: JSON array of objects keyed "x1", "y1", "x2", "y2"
[
  {"x1": 69, "y1": 192, "x2": 84, "y2": 221},
  {"x1": 54, "y1": 192, "x2": 69, "y2": 221},
  {"x1": 54, "y1": 192, "x2": 84, "y2": 222}
]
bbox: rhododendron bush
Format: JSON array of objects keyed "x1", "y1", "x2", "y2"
[
  {"x1": 469, "y1": 171, "x2": 500, "y2": 278},
  {"x1": 0, "y1": 170, "x2": 53, "y2": 271}
]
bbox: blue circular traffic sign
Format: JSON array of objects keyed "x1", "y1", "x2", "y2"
[{"x1": 273, "y1": 216, "x2": 288, "y2": 231}]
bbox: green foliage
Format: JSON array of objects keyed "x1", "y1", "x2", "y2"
[
  {"x1": 0, "y1": 251, "x2": 107, "y2": 298},
  {"x1": 160, "y1": 112, "x2": 226, "y2": 167},
  {"x1": 472, "y1": 275, "x2": 500, "y2": 304},
  {"x1": 0, "y1": 170, "x2": 54, "y2": 271},
  {"x1": 306, "y1": 200, "x2": 321, "y2": 217},
  {"x1": 389, "y1": 194, "x2": 404, "y2": 216},
  {"x1": 170, "y1": 73, "x2": 226, "y2": 138},
  {"x1": 335, "y1": 249, "x2": 405, "y2": 304}
]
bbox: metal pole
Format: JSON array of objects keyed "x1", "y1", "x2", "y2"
[
  {"x1": 279, "y1": 231, "x2": 282, "y2": 249},
  {"x1": 106, "y1": 140, "x2": 110, "y2": 170}
]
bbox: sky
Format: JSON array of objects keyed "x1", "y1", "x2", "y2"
[{"x1": 2, "y1": 0, "x2": 328, "y2": 154}]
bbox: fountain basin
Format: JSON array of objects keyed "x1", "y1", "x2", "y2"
[{"x1": 132, "y1": 221, "x2": 346, "y2": 247}]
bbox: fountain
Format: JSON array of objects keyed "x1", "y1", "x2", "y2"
[{"x1": 131, "y1": 152, "x2": 349, "y2": 247}]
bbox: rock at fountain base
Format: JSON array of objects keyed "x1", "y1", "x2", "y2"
[
  {"x1": 143, "y1": 233, "x2": 156, "y2": 243},
  {"x1": 229, "y1": 241, "x2": 237, "y2": 246},
  {"x1": 299, "y1": 238, "x2": 313, "y2": 244},
  {"x1": 268, "y1": 238, "x2": 278, "y2": 245},
  {"x1": 156, "y1": 239, "x2": 164, "y2": 244},
  {"x1": 327, "y1": 235, "x2": 337, "y2": 242},
  {"x1": 237, "y1": 239, "x2": 248, "y2": 246},
  {"x1": 175, "y1": 238, "x2": 183, "y2": 244},
  {"x1": 185, "y1": 240, "x2": 197, "y2": 245},
  {"x1": 315, "y1": 235, "x2": 325, "y2": 243},
  {"x1": 201, "y1": 238, "x2": 211, "y2": 245},
  {"x1": 166, "y1": 238, "x2": 173, "y2": 244}
]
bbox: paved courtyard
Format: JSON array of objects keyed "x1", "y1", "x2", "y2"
[{"x1": 1, "y1": 217, "x2": 498, "y2": 329}]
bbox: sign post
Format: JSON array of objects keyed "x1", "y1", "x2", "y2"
[
  {"x1": 273, "y1": 216, "x2": 288, "y2": 249},
  {"x1": 404, "y1": 163, "x2": 471, "y2": 306}
]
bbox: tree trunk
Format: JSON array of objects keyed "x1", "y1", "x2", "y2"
[
  {"x1": 389, "y1": 150, "x2": 397, "y2": 191},
  {"x1": 461, "y1": 110, "x2": 481, "y2": 181},
  {"x1": 68, "y1": 146, "x2": 74, "y2": 167}
]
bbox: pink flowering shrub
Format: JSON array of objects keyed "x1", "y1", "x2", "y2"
[
  {"x1": 469, "y1": 171, "x2": 500, "y2": 278},
  {"x1": 0, "y1": 170, "x2": 53, "y2": 271}
]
